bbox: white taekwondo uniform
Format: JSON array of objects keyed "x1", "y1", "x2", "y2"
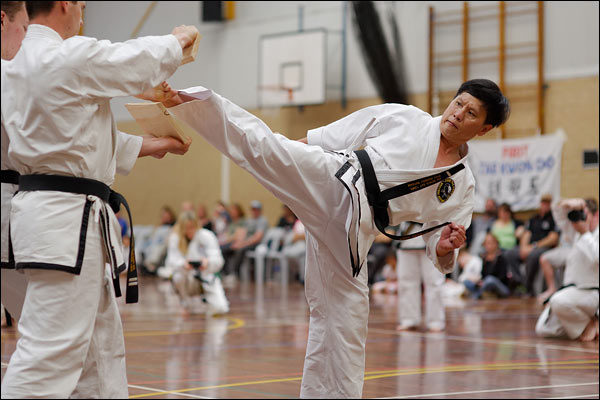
[
  {"x1": 536, "y1": 203, "x2": 599, "y2": 340},
  {"x1": 2, "y1": 88, "x2": 142, "y2": 322},
  {"x1": 1, "y1": 59, "x2": 28, "y2": 321},
  {"x1": 169, "y1": 87, "x2": 475, "y2": 398},
  {"x1": 1, "y1": 24, "x2": 182, "y2": 398},
  {"x1": 396, "y1": 222, "x2": 446, "y2": 331},
  {"x1": 166, "y1": 228, "x2": 229, "y2": 315}
]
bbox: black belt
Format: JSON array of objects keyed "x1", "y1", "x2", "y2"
[
  {"x1": 354, "y1": 149, "x2": 465, "y2": 241},
  {"x1": 18, "y1": 174, "x2": 138, "y2": 304},
  {"x1": 1, "y1": 169, "x2": 20, "y2": 185},
  {"x1": 543, "y1": 283, "x2": 600, "y2": 305}
]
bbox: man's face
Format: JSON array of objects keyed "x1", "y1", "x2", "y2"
[
  {"x1": 1, "y1": 3, "x2": 29, "y2": 60},
  {"x1": 440, "y1": 92, "x2": 493, "y2": 145},
  {"x1": 64, "y1": 1, "x2": 85, "y2": 39},
  {"x1": 539, "y1": 200, "x2": 551, "y2": 215}
]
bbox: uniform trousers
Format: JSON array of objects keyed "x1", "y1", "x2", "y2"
[
  {"x1": 535, "y1": 286, "x2": 599, "y2": 339},
  {"x1": 1, "y1": 203, "x2": 128, "y2": 399},
  {"x1": 172, "y1": 270, "x2": 229, "y2": 315},
  {"x1": 172, "y1": 95, "x2": 374, "y2": 398},
  {"x1": 396, "y1": 249, "x2": 445, "y2": 330}
]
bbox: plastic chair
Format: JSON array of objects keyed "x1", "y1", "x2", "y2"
[{"x1": 242, "y1": 227, "x2": 286, "y2": 284}]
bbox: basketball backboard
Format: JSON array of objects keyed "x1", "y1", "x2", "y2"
[{"x1": 258, "y1": 29, "x2": 326, "y2": 108}]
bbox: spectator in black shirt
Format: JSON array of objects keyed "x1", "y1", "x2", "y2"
[
  {"x1": 464, "y1": 233, "x2": 511, "y2": 299},
  {"x1": 505, "y1": 194, "x2": 559, "y2": 295},
  {"x1": 276, "y1": 205, "x2": 297, "y2": 230}
]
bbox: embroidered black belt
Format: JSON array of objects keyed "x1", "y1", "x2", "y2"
[
  {"x1": 18, "y1": 174, "x2": 139, "y2": 304},
  {"x1": 1, "y1": 169, "x2": 20, "y2": 184},
  {"x1": 354, "y1": 149, "x2": 465, "y2": 241}
]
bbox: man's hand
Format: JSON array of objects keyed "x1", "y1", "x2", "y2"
[
  {"x1": 162, "y1": 94, "x2": 185, "y2": 108},
  {"x1": 139, "y1": 136, "x2": 191, "y2": 159},
  {"x1": 135, "y1": 81, "x2": 178, "y2": 103},
  {"x1": 436, "y1": 223, "x2": 466, "y2": 257},
  {"x1": 171, "y1": 25, "x2": 199, "y2": 50}
]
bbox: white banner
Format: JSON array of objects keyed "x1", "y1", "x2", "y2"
[{"x1": 467, "y1": 130, "x2": 566, "y2": 212}]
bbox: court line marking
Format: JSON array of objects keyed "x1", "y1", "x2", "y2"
[
  {"x1": 123, "y1": 317, "x2": 245, "y2": 338},
  {"x1": 369, "y1": 327, "x2": 600, "y2": 354},
  {"x1": 378, "y1": 382, "x2": 599, "y2": 399},
  {"x1": 127, "y1": 356, "x2": 597, "y2": 386},
  {"x1": 544, "y1": 395, "x2": 599, "y2": 399},
  {"x1": 363, "y1": 359, "x2": 598, "y2": 378},
  {"x1": 127, "y1": 360, "x2": 598, "y2": 398},
  {"x1": 1, "y1": 317, "x2": 246, "y2": 340},
  {"x1": 128, "y1": 384, "x2": 212, "y2": 399},
  {"x1": 128, "y1": 377, "x2": 303, "y2": 398}
]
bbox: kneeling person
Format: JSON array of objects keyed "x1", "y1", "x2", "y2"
[{"x1": 166, "y1": 211, "x2": 229, "y2": 316}]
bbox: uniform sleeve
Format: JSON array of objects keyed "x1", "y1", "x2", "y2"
[
  {"x1": 66, "y1": 34, "x2": 182, "y2": 99},
  {"x1": 423, "y1": 177, "x2": 475, "y2": 274},
  {"x1": 551, "y1": 202, "x2": 577, "y2": 244},
  {"x1": 307, "y1": 104, "x2": 415, "y2": 151},
  {"x1": 195, "y1": 229, "x2": 225, "y2": 274},
  {"x1": 165, "y1": 232, "x2": 186, "y2": 271},
  {"x1": 115, "y1": 130, "x2": 142, "y2": 175}
]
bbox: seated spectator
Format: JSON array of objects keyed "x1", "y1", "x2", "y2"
[
  {"x1": 535, "y1": 198, "x2": 599, "y2": 341},
  {"x1": 456, "y1": 247, "x2": 483, "y2": 285},
  {"x1": 197, "y1": 203, "x2": 214, "y2": 232},
  {"x1": 282, "y1": 218, "x2": 307, "y2": 283},
  {"x1": 463, "y1": 233, "x2": 511, "y2": 299},
  {"x1": 115, "y1": 209, "x2": 130, "y2": 250},
  {"x1": 490, "y1": 202, "x2": 521, "y2": 252},
  {"x1": 466, "y1": 198, "x2": 497, "y2": 257},
  {"x1": 142, "y1": 205, "x2": 177, "y2": 276},
  {"x1": 276, "y1": 205, "x2": 297, "y2": 230},
  {"x1": 505, "y1": 194, "x2": 560, "y2": 296},
  {"x1": 538, "y1": 198, "x2": 598, "y2": 304},
  {"x1": 180, "y1": 200, "x2": 195, "y2": 213},
  {"x1": 213, "y1": 200, "x2": 232, "y2": 242},
  {"x1": 222, "y1": 201, "x2": 269, "y2": 286},
  {"x1": 219, "y1": 203, "x2": 246, "y2": 248},
  {"x1": 164, "y1": 211, "x2": 229, "y2": 316},
  {"x1": 371, "y1": 255, "x2": 397, "y2": 295}
]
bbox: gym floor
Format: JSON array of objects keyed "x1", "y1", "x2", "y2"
[{"x1": 2, "y1": 276, "x2": 598, "y2": 399}]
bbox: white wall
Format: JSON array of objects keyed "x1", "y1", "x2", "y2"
[{"x1": 83, "y1": 1, "x2": 599, "y2": 121}]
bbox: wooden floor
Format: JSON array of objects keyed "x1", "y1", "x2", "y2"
[{"x1": 2, "y1": 276, "x2": 599, "y2": 399}]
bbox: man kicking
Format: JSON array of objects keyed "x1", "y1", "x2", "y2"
[{"x1": 165, "y1": 78, "x2": 509, "y2": 398}]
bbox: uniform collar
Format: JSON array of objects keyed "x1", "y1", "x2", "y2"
[{"x1": 25, "y1": 24, "x2": 64, "y2": 42}]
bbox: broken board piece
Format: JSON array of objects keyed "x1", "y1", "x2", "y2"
[
  {"x1": 181, "y1": 32, "x2": 201, "y2": 65},
  {"x1": 125, "y1": 102, "x2": 192, "y2": 145}
]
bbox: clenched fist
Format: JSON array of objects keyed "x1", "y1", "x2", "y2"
[{"x1": 436, "y1": 222, "x2": 466, "y2": 257}]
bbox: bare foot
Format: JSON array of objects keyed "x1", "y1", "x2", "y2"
[
  {"x1": 578, "y1": 318, "x2": 598, "y2": 342},
  {"x1": 396, "y1": 324, "x2": 417, "y2": 332},
  {"x1": 537, "y1": 289, "x2": 556, "y2": 305},
  {"x1": 181, "y1": 307, "x2": 191, "y2": 318},
  {"x1": 427, "y1": 326, "x2": 445, "y2": 333}
]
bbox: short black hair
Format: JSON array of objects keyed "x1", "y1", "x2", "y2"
[
  {"x1": 454, "y1": 79, "x2": 510, "y2": 127},
  {"x1": 25, "y1": 1, "x2": 55, "y2": 19},
  {"x1": 1, "y1": 1, "x2": 25, "y2": 20},
  {"x1": 585, "y1": 198, "x2": 598, "y2": 215}
]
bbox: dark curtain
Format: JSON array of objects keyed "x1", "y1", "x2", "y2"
[{"x1": 351, "y1": 1, "x2": 409, "y2": 105}]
